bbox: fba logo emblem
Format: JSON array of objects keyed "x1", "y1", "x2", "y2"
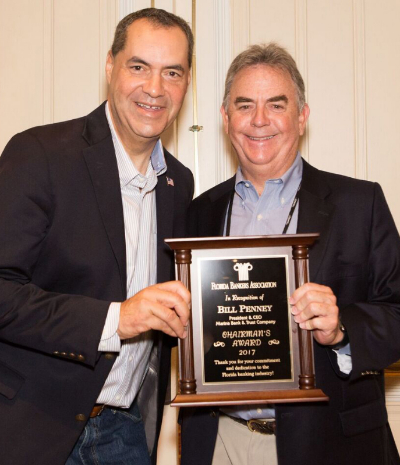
[{"x1": 233, "y1": 262, "x2": 253, "y2": 281}]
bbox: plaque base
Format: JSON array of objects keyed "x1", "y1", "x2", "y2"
[{"x1": 171, "y1": 388, "x2": 328, "y2": 408}]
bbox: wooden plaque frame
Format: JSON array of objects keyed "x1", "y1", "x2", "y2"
[{"x1": 165, "y1": 234, "x2": 328, "y2": 407}]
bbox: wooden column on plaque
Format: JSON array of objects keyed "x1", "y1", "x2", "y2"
[
  {"x1": 174, "y1": 249, "x2": 196, "y2": 395},
  {"x1": 292, "y1": 244, "x2": 316, "y2": 390}
]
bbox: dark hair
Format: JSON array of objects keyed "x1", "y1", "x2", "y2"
[
  {"x1": 111, "y1": 8, "x2": 194, "y2": 68},
  {"x1": 223, "y1": 43, "x2": 306, "y2": 111}
]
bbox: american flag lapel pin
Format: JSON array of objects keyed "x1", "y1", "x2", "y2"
[{"x1": 166, "y1": 177, "x2": 174, "y2": 187}]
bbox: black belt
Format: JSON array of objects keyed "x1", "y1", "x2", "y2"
[{"x1": 225, "y1": 414, "x2": 276, "y2": 435}]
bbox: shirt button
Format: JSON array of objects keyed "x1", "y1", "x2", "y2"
[
  {"x1": 129, "y1": 356, "x2": 133, "y2": 361},
  {"x1": 115, "y1": 395, "x2": 121, "y2": 401},
  {"x1": 245, "y1": 183, "x2": 250, "y2": 188},
  {"x1": 281, "y1": 197, "x2": 285, "y2": 205},
  {"x1": 257, "y1": 214, "x2": 263, "y2": 221},
  {"x1": 257, "y1": 408, "x2": 262, "y2": 414}
]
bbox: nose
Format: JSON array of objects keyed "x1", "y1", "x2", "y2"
[
  {"x1": 142, "y1": 72, "x2": 165, "y2": 98},
  {"x1": 251, "y1": 106, "x2": 270, "y2": 127}
]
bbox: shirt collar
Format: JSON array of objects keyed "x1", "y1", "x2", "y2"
[
  {"x1": 105, "y1": 102, "x2": 167, "y2": 187},
  {"x1": 235, "y1": 152, "x2": 303, "y2": 204}
]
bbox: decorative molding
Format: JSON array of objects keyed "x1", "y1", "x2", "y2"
[
  {"x1": 43, "y1": 0, "x2": 54, "y2": 124},
  {"x1": 353, "y1": 0, "x2": 368, "y2": 180},
  {"x1": 190, "y1": 0, "x2": 202, "y2": 196},
  {"x1": 214, "y1": 0, "x2": 235, "y2": 185},
  {"x1": 295, "y1": 0, "x2": 309, "y2": 162},
  {"x1": 119, "y1": 0, "x2": 152, "y2": 18},
  {"x1": 118, "y1": 0, "x2": 135, "y2": 18},
  {"x1": 231, "y1": 0, "x2": 249, "y2": 57},
  {"x1": 99, "y1": 0, "x2": 118, "y2": 103}
]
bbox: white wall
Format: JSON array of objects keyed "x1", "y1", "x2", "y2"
[{"x1": 1, "y1": 0, "x2": 400, "y2": 462}]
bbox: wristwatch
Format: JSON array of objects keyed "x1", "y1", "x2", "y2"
[{"x1": 326, "y1": 320, "x2": 349, "y2": 350}]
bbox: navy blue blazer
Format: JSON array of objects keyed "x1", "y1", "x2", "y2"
[
  {"x1": 181, "y1": 160, "x2": 400, "y2": 465},
  {"x1": 0, "y1": 102, "x2": 194, "y2": 465}
]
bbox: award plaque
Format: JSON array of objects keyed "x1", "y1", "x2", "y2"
[{"x1": 165, "y1": 234, "x2": 328, "y2": 407}]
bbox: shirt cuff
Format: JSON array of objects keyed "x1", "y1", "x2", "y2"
[
  {"x1": 334, "y1": 343, "x2": 352, "y2": 374},
  {"x1": 98, "y1": 302, "x2": 121, "y2": 352}
]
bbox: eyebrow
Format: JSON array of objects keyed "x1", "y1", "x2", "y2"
[
  {"x1": 127, "y1": 56, "x2": 149, "y2": 66},
  {"x1": 233, "y1": 94, "x2": 289, "y2": 105},
  {"x1": 267, "y1": 94, "x2": 288, "y2": 104},
  {"x1": 127, "y1": 56, "x2": 185, "y2": 72}
]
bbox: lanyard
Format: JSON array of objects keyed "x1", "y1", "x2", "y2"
[{"x1": 225, "y1": 181, "x2": 302, "y2": 237}]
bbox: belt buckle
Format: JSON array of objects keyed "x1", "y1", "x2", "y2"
[
  {"x1": 247, "y1": 418, "x2": 266, "y2": 433},
  {"x1": 247, "y1": 419, "x2": 275, "y2": 435}
]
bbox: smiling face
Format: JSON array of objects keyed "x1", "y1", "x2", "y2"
[
  {"x1": 221, "y1": 65, "x2": 309, "y2": 188},
  {"x1": 106, "y1": 19, "x2": 191, "y2": 156}
]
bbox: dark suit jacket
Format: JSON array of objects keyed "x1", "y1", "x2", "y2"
[
  {"x1": 181, "y1": 159, "x2": 400, "y2": 465},
  {"x1": 0, "y1": 102, "x2": 194, "y2": 465}
]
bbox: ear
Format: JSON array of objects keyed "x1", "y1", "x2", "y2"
[
  {"x1": 220, "y1": 105, "x2": 229, "y2": 134},
  {"x1": 105, "y1": 51, "x2": 114, "y2": 85},
  {"x1": 298, "y1": 103, "x2": 310, "y2": 136}
]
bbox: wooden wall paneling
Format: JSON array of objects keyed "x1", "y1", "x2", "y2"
[
  {"x1": 193, "y1": 0, "x2": 233, "y2": 194},
  {"x1": 118, "y1": 0, "x2": 151, "y2": 16},
  {"x1": 99, "y1": 0, "x2": 119, "y2": 103},
  {"x1": 43, "y1": 0, "x2": 55, "y2": 125},
  {"x1": 364, "y1": 0, "x2": 400, "y2": 228},
  {"x1": 167, "y1": 1, "x2": 194, "y2": 174},
  {"x1": 295, "y1": 0, "x2": 309, "y2": 162},
  {"x1": 306, "y1": 0, "x2": 356, "y2": 177},
  {"x1": 231, "y1": 0, "x2": 249, "y2": 57},
  {"x1": 213, "y1": 0, "x2": 237, "y2": 186},
  {"x1": 248, "y1": 0, "x2": 296, "y2": 52},
  {"x1": 53, "y1": 0, "x2": 101, "y2": 122},
  {"x1": 0, "y1": 0, "x2": 45, "y2": 150},
  {"x1": 154, "y1": 0, "x2": 175, "y2": 11},
  {"x1": 353, "y1": 0, "x2": 368, "y2": 181}
]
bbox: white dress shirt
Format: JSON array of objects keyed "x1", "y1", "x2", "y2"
[{"x1": 95, "y1": 103, "x2": 166, "y2": 408}]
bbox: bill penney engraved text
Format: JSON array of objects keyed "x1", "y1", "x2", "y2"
[{"x1": 217, "y1": 305, "x2": 273, "y2": 314}]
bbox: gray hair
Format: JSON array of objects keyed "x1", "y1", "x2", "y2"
[
  {"x1": 111, "y1": 8, "x2": 194, "y2": 68},
  {"x1": 223, "y1": 43, "x2": 306, "y2": 111}
]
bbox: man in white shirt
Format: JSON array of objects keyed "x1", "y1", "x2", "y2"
[{"x1": 0, "y1": 8, "x2": 194, "y2": 465}]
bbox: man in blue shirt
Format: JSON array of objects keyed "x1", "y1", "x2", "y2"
[{"x1": 181, "y1": 43, "x2": 400, "y2": 465}]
